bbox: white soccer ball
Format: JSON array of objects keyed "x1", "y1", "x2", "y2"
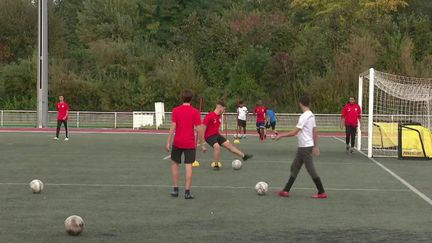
[
  {"x1": 255, "y1": 181, "x2": 268, "y2": 195},
  {"x1": 231, "y1": 159, "x2": 242, "y2": 170},
  {"x1": 29, "y1": 179, "x2": 44, "y2": 193},
  {"x1": 65, "y1": 215, "x2": 85, "y2": 236}
]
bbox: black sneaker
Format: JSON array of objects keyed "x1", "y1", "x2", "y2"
[
  {"x1": 184, "y1": 192, "x2": 194, "y2": 199},
  {"x1": 170, "y1": 191, "x2": 179, "y2": 197},
  {"x1": 243, "y1": 154, "x2": 253, "y2": 161}
]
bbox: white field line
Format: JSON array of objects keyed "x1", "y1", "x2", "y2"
[
  {"x1": 260, "y1": 160, "x2": 371, "y2": 165},
  {"x1": 333, "y1": 136, "x2": 432, "y2": 206},
  {"x1": 0, "y1": 129, "x2": 342, "y2": 137},
  {"x1": 0, "y1": 182, "x2": 408, "y2": 192},
  {"x1": 0, "y1": 130, "x2": 169, "y2": 135}
]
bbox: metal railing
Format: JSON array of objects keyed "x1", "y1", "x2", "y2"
[
  {"x1": 0, "y1": 110, "x2": 133, "y2": 129},
  {"x1": 0, "y1": 110, "x2": 348, "y2": 132}
]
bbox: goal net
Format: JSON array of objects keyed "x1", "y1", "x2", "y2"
[{"x1": 358, "y1": 68, "x2": 432, "y2": 158}]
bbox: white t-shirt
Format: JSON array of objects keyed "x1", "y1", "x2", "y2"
[
  {"x1": 296, "y1": 110, "x2": 316, "y2": 147},
  {"x1": 237, "y1": 106, "x2": 248, "y2": 121}
]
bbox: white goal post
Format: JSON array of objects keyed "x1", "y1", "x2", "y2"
[{"x1": 359, "y1": 68, "x2": 432, "y2": 158}]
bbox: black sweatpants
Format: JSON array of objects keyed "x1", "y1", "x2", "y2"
[
  {"x1": 345, "y1": 125, "x2": 357, "y2": 148},
  {"x1": 56, "y1": 120, "x2": 69, "y2": 138}
]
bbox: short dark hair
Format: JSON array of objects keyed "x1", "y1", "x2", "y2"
[
  {"x1": 217, "y1": 100, "x2": 226, "y2": 107},
  {"x1": 181, "y1": 89, "x2": 194, "y2": 103},
  {"x1": 256, "y1": 100, "x2": 263, "y2": 106},
  {"x1": 299, "y1": 95, "x2": 310, "y2": 107},
  {"x1": 239, "y1": 100, "x2": 243, "y2": 105}
]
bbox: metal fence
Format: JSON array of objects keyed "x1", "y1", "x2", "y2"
[
  {"x1": 0, "y1": 110, "x2": 348, "y2": 132},
  {"x1": 0, "y1": 110, "x2": 133, "y2": 129}
]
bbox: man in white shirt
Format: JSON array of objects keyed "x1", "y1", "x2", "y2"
[
  {"x1": 275, "y1": 96, "x2": 327, "y2": 199},
  {"x1": 236, "y1": 101, "x2": 248, "y2": 138}
]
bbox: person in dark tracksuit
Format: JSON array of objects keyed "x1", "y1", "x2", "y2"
[{"x1": 341, "y1": 96, "x2": 362, "y2": 153}]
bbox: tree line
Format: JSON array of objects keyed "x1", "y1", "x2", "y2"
[{"x1": 0, "y1": 0, "x2": 431, "y2": 112}]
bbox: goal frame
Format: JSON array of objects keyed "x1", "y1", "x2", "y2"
[
  {"x1": 359, "y1": 68, "x2": 432, "y2": 158},
  {"x1": 358, "y1": 68, "x2": 375, "y2": 157}
]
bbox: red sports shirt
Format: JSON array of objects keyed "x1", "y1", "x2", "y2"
[
  {"x1": 203, "y1": 111, "x2": 221, "y2": 139},
  {"x1": 254, "y1": 106, "x2": 267, "y2": 122},
  {"x1": 56, "y1": 102, "x2": 70, "y2": 120},
  {"x1": 341, "y1": 103, "x2": 362, "y2": 126},
  {"x1": 172, "y1": 104, "x2": 202, "y2": 149}
]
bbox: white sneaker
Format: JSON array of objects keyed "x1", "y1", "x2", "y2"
[
  {"x1": 53, "y1": 137, "x2": 59, "y2": 140},
  {"x1": 64, "y1": 138, "x2": 69, "y2": 141}
]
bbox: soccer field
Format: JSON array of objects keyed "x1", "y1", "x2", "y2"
[{"x1": 0, "y1": 132, "x2": 431, "y2": 242}]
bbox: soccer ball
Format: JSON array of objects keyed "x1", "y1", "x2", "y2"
[
  {"x1": 231, "y1": 159, "x2": 242, "y2": 170},
  {"x1": 254, "y1": 181, "x2": 268, "y2": 195},
  {"x1": 29, "y1": 179, "x2": 44, "y2": 193},
  {"x1": 65, "y1": 215, "x2": 85, "y2": 236}
]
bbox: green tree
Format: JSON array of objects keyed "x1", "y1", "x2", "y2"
[
  {"x1": 0, "y1": 58, "x2": 36, "y2": 109},
  {"x1": 0, "y1": 0, "x2": 37, "y2": 64}
]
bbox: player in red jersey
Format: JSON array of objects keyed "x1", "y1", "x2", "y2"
[
  {"x1": 166, "y1": 90, "x2": 206, "y2": 199},
  {"x1": 203, "y1": 100, "x2": 253, "y2": 170},
  {"x1": 254, "y1": 100, "x2": 267, "y2": 141},
  {"x1": 340, "y1": 96, "x2": 362, "y2": 153},
  {"x1": 54, "y1": 96, "x2": 70, "y2": 141}
]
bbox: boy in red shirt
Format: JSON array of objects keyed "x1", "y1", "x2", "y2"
[
  {"x1": 203, "y1": 100, "x2": 253, "y2": 170},
  {"x1": 166, "y1": 90, "x2": 206, "y2": 199},
  {"x1": 54, "y1": 95, "x2": 70, "y2": 141},
  {"x1": 254, "y1": 100, "x2": 267, "y2": 141},
  {"x1": 341, "y1": 96, "x2": 362, "y2": 153}
]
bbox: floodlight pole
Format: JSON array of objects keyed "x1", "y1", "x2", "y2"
[{"x1": 37, "y1": 0, "x2": 49, "y2": 128}]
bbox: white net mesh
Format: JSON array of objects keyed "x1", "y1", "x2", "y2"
[{"x1": 360, "y1": 69, "x2": 432, "y2": 157}]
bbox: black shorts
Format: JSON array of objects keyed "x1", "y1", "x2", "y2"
[
  {"x1": 265, "y1": 121, "x2": 276, "y2": 130},
  {"x1": 206, "y1": 134, "x2": 227, "y2": 147},
  {"x1": 171, "y1": 146, "x2": 196, "y2": 164},
  {"x1": 256, "y1": 121, "x2": 265, "y2": 129},
  {"x1": 237, "y1": 119, "x2": 246, "y2": 128}
]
